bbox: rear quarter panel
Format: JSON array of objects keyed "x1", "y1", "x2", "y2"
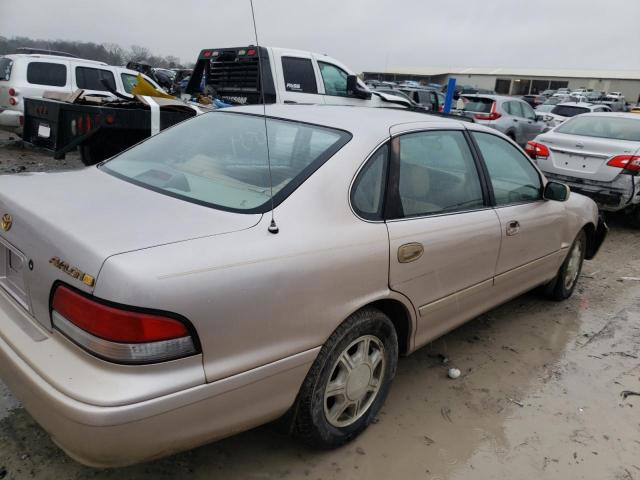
[{"x1": 95, "y1": 135, "x2": 413, "y2": 383}]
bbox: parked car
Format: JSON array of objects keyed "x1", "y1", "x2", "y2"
[
  {"x1": 458, "y1": 94, "x2": 547, "y2": 145},
  {"x1": 540, "y1": 89, "x2": 556, "y2": 97},
  {"x1": 522, "y1": 94, "x2": 545, "y2": 107},
  {"x1": 629, "y1": 106, "x2": 640, "y2": 114},
  {"x1": 540, "y1": 96, "x2": 566, "y2": 106},
  {"x1": 373, "y1": 87, "x2": 418, "y2": 106},
  {"x1": 600, "y1": 95, "x2": 626, "y2": 112},
  {"x1": 0, "y1": 52, "x2": 162, "y2": 134},
  {"x1": 556, "y1": 88, "x2": 571, "y2": 95},
  {"x1": 527, "y1": 112, "x2": 640, "y2": 225},
  {"x1": 545, "y1": 102, "x2": 612, "y2": 127},
  {"x1": 0, "y1": 105, "x2": 605, "y2": 467},
  {"x1": 398, "y1": 87, "x2": 445, "y2": 112}
]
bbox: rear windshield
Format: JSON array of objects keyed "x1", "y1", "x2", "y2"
[
  {"x1": 556, "y1": 116, "x2": 640, "y2": 142},
  {"x1": 462, "y1": 97, "x2": 493, "y2": 113},
  {"x1": 102, "y1": 112, "x2": 351, "y2": 213},
  {"x1": 551, "y1": 105, "x2": 590, "y2": 117},
  {"x1": 0, "y1": 57, "x2": 12, "y2": 81}
]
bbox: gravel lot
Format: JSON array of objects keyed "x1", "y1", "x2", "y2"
[{"x1": 0, "y1": 135, "x2": 639, "y2": 479}]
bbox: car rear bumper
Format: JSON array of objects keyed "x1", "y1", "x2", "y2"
[
  {"x1": 0, "y1": 108, "x2": 23, "y2": 133},
  {"x1": 545, "y1": 172, "x2": 639, "y2": 211},
  {"x1": 0, "y1": 288, "x2": 317, "y2": 467}
]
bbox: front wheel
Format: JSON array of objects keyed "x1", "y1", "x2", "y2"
[
  {"x1": 544, "y1": 229, "x2": 586, "y2": 301},
  {"x1": 292, "y1": 308, "x2": 398, "y2": 448}
]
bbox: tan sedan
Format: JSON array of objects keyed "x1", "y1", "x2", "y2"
[{"x1": 0, "y1": 105, "x2": 606, "y2": 466}]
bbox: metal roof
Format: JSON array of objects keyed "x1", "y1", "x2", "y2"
[{"x1": 383, "y1": 66, "x2": 640, "y2": 81}]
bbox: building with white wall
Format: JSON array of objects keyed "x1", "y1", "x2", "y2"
[{"x1": 363, "y1": 67, "x2": 640, "y2": 102}]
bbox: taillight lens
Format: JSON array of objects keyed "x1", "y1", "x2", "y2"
[
  {"x1": 9, "y1": 97, "x2": 17, "y2": 106},
  {"x1": 8, "y1": 88, "x2": 16, "y2": 96},
  {"x1": 525, "y1": 141, "x2": 550, "y2": 159},
  {"x1": 607, "y1": 155, "x2": 640, "y2": 172},
  {"x1": 474, "y1": 102, "x2": 501, "y2": 120},
  {"x1": 51, "y1": 285, "x2": 197, "y2": 364}
]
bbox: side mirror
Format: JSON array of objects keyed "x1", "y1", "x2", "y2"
[
  {"x1": 346, "y1": 75, "x2": 372, "y2": 100},
  {"x1": 543, "y1": 181, "x2": 570, "y2": 202}
]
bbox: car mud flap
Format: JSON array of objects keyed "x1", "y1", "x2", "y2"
[{"x1": 586, "y1": 215, "x2": 608, "y2": 259}]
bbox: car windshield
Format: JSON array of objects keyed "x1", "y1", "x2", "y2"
[
  {"x1": 536, "y1": 104, "x2": 555, "y2": 112},
  {"x1": 551, "y1": 105, "x2": 590, "y2": 117},
  {"x1": 102, "y1": 112, "x2": 351, "y2": 213},
  {"x1": 556, "y1": 116, "x2": 640, "y2": 142},
  {"x1": 462, "y1": 97, "x2": 493, "y2": 113}
]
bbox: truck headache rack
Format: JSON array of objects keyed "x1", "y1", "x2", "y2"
[{"x1": 186, "y1": 46, "x2": 276, "y2": 105}]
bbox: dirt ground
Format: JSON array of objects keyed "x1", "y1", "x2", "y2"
[{"x1": 0, "y1": 133, "x2": 639, "y2": 479}]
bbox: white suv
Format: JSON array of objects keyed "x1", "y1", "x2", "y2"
[{"x1": 0, "y1": 53, "x2": 161, "y2": 134}]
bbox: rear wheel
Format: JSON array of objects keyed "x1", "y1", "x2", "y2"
[
  {"x1": 292, "y1": 308, "x2": 398, "y2": 448},
  {"x1": 544, "y1": 230, "x2": 586, "y2": 301}
]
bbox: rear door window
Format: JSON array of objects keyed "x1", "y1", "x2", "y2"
[
  {"x1": 318, "y1": 62, "x2": 348, "y2": 97},
  {"x1": 393, "y1": 130, "x2": 484, "y2": 218},
  {"x1": 26, "y1": 62, "x2": 67, "y2": 86},
  {"x1": 281, "y1": 57, "x2": 318, "y2": 93},
  {"x1": 75, "y1": 67, "x2": 116, "y2": 92},
  {"x1": 0, "y1": 57, "x2": 13, "y2": 81},
  {"x1": 509, "y1": 101, "x2": 524, "y2": 117}
]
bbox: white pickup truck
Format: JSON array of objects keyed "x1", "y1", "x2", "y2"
[{"x1": 184, "y1": 46, "x2": 412, "y2": 109}]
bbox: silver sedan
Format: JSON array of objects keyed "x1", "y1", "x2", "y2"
[{"x1": 0, "y1": 105, "x2": 606, "y2": 467}]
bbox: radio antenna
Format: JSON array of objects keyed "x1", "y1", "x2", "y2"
[{"x1": 249, "y1": 0, "x2": 279, "y2": 234}]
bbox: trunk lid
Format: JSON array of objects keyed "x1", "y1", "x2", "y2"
[
  {"x1": 535, "y1": 131, "x2": 640, "y2": 182},
  {"x1": 0, "y1": 167, "x2": 261, "y2": 329}
]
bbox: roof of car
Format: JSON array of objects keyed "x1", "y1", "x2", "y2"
[
  {"x1": 2, "y1": 53, "x2": 107, "y2": 66},
  {"x1": 225, "y1": 104, "x2": 466, "y2": 136},
  {"x1": 461, "y1": 94, "x2": 523, "y2": 102}
]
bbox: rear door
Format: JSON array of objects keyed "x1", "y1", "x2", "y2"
[
  {"x1": 520, "y1": 101, "x2": 547, "y2": 142},
  {"x1": 470, "y1": 130, "x2": 566, "y2": 301},
  {"x1": 276, "y1": 54, "x2": 323, "y2": 104},
  {"x1": 385, "y1": 124, "x2": 501, "y2": 348}
]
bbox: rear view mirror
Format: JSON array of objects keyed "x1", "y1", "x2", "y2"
[
  {"x1": 347, "y1": 75, "x2": 372, "y2": 100},
  {"x1": 543, "y1": 181, "x2": 570, "y2": 202}
]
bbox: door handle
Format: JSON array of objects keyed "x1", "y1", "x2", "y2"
[
  {"x1": 506, "y1": 220, "x2": 520, "y2": 236},
  {"x1": 398, "y1": 242, "x2": 424, "y2": 263},
  {"x1": 513, "y1": 118, "x2": 519, "y2": 122}
]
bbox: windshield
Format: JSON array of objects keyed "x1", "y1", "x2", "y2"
[
  {"x1": 102, "y1": 112, "x2": 351, "y2": 213},
  {"x1": 551, "y1": 105, "x2": 590, "y2": 117},
  {"x1": 462, "y1": 97, "x2": 493, "y2": 113},
  {"x1": 556, "y1": 116, "x2": 640, "y2": 142},
  {"x1": 536, "y1": 104, "x2": 555, "y2": 112},
  {"x1": 0, "y1": 57, "x2": 12, "y2": 81}
]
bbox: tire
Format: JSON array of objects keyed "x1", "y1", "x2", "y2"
[
  {"x1": 292, "y1": 308, "x2": 398, "y2": 448},
  {"x1": 506, "y1": 131, "x2": 516, "y2": 142},
  {"x1": 544, "y1": 229, "x2": 586, "y2": 301},
  {"x1": 627, "y1": 206, "x2": 640, "y2": 229}
]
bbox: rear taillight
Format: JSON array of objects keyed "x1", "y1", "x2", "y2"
[
  {"x1": 8, "y1": 88, "x2": 16, "y2": 96},
  {"x1": 51, "y1": 285, "x2": 198, "y2": 364},
  {"x1": 607, "y1": 155, "x2": 640, "y2": 172},
  {"x1": 474, "y1": 102, "x2": 501, "y2": 120},
  {"x1": 8, "y1": 97, "x2": 17, "y2": 106},
  {"x1": 525, "y1": 141, "x2": 550, "y2": 159}
]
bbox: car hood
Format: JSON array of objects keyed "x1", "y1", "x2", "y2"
[{"x1": 0, "y1": 167, "x2": 261, "y2": 328}]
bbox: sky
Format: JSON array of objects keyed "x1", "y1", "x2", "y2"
[{"x1": 1, "y1": 0, "x2": 639, "y2": 73}]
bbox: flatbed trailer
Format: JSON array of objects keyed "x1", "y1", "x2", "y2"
[{"x1": 23, "y1": 97, "x2": 198, "y2": 165}]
